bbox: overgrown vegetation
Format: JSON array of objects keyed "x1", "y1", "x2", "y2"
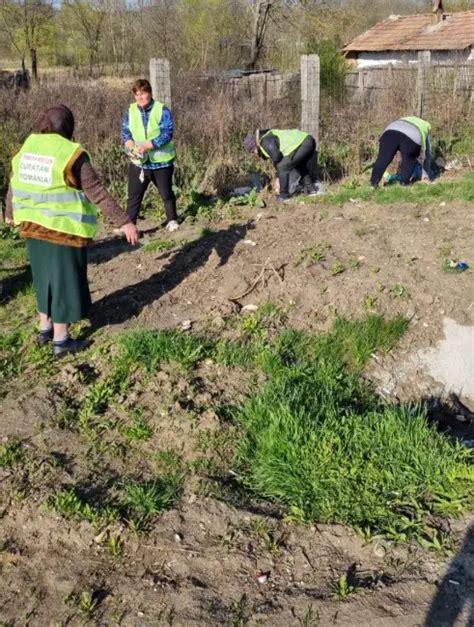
[
  {"x1": 40, "y1": 312, "x2": 471, "y2": 547},
  {"x1": 233, "y1": 318, "x2": 473, "y2": 542}
]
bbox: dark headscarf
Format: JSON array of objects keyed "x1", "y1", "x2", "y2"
[
  {"x1": 36, "y1": 104, "x2": 75, "y2": 140},
  {"x1": 243, "y1": 134, "x2": 257, "y2": 153}
]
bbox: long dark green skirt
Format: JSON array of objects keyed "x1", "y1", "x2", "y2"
[{"x1": 26, "y1": 239, "x2": 91, "y2": 323}]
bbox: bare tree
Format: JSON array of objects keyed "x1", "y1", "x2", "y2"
[
  {"x1": 247, "y1": 0, "x2": 275, "y2": 69},
  {"x1": 63, "y1": 0, "x2": 106, "y2": 75},
  {"x1": 0, "y1": 0, "x2": 53, "y2": 79}
]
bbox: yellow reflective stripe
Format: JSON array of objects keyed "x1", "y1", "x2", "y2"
[
  {"x1": 150, "y1": 145, "x2": 175, "y2": 156},
  {"x1": 12, "y1": 188, "x2": 88, "y2": 203},
  {"x1": 13, "y1": 205, "x2": 97, "y2": 224}
]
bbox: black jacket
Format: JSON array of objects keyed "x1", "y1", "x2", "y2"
[{"x1": 258, "y1": 129, "x2": 283, "y2": 164}]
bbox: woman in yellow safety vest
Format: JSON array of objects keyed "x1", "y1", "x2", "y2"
[
  {"x1": 370, "y1": 116, "x2": 434, "y2": 188},
  {"x1": 121, "y1": 78, "x2": 178, "y2": 231},
  {"x1": 243, "y1": 128, "x2": 323, "y2": 202},
  {"x1": 5, "y1": 104, "x2": 138, "y2": 358}
]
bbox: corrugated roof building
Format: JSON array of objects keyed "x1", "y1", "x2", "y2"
[{"x1": 343, "y1": 11, "x2": 474, "y2": 67}]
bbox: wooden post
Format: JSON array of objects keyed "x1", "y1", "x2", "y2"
[
  {"x1": 300, "y1": 54, "x2": 320, "y2": 142},
  {"x1": 149, "y1": 58, "x2": 172, "y2": 107},
  {"x1": 417, "y1": 51, "x2": 431, "y2": 118}
]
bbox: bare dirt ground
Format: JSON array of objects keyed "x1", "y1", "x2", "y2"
[
  {"x1": 88, "y1": 190, "x2": 474, "y2": 406},
  {"x1": 1, "y1": 186, "x2": 473, "y2": 625}
]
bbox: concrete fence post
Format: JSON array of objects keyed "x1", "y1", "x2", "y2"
[
  {"x1": 300, "y1": 54, "x2": 320, "y2": 142},
  {"x1": 358, "y1": 67, "x2": 365, "y2": 98},
  {"x1": 149, "y1": 58, "x2": 172, "y2": 108},
  {"x1": 417, "y1": 51, "x2": 431, "y2": 118}
]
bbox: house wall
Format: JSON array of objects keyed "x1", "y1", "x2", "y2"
[{"x1": 356, "y1": 48, "x2": 472, "y2": 67}]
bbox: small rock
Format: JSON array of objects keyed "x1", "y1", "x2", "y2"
[
  {"x1": 94, "y1": 530, "x2": 107, "y2": 544},
  {"x1": 241, "y1": 304, "x2": 258, "y2": 313},
  {"x1": 373, "y1": 544, "x2": 386, "y2": 558},
  {"x1": 256, "y1": 571, "x2": 270, "y2": 584},
  {"x1": 243, "y1": 239, "x2": 257, "y2": 246},
  {"x1": 174, "y1": 532, "x2": 183, "y2": 543},
  {"x1": 181, "y1": 320, "x2": 192, "y2": 331}
]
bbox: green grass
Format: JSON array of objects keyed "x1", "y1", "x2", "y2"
[
  {"x1": 0, "y1": 226, "x2": 26, "y2": 266},
  {"x1": 142, "y1": 238, "x2": 177, "y2": 253},
  {"x1": 50, "y1": 472, "x2": 183, "y2": 533},
  {"x1": 231, "y1": 316, "x2": 473, "y2": 543},
  {"x1": 0, "y1": 439, "x2": 25, "y2": 468},
  {"x1": 297, "y1": 242, "x2": 331, "y2": 266},
  {"x1": 121, "y1": 409, "x2": 153, "y2": 441},
  {"x1": 333, "y1": 573, "x2": 358, "y2": 600},
  {"x1": 310, "y1": 171, "x2": 474, "y2": 206},
  {"x1": 0, "y1": 327, "x2": 33, "y2": 389},
  {"x1": 49, "y1": 489, "x2": 118, "y2": 530},
  {"x1": 120, "y1": 475, "x2": 183, "y2": 531},
  {"x1": 118, "y1": 329, "x2": 213, "y2": 371},
  {"x1": 448, "y1": 124, "x2": 474, "y2": 158},
  {"x1": 0, "y1": 319, "x2": 58, "y2": 391},
  {"x1": 43, "y1": 314, "x2": 473, "y2": 546}
]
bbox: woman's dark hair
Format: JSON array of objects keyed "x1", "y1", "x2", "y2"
[
  {"x1": 36, "y1": 104, "x2": 74, "y2": 140},
  {"x1": 132, "y1": 78, "x2": 152, "y2": 94}
]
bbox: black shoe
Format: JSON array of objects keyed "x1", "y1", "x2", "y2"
[
  {"x1": 37, "y1": 328, "x2": 53, "y2": 345},
  {"x1": 276, "y1": 193, "x2": 292, "y2": 203},
  {"x1": 53, "y1": 337, "x2": 91, "y2": 359}
]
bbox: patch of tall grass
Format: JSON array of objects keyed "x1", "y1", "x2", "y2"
[
  {"x1": 118, "y1": 329, "x2": 213, "y2": 371},
  {"x1": 233, "y1": 317, "x2": 473, "y2": 541}
]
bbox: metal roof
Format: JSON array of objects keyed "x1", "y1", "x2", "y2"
[{"x1": 343, "y1": 11, "x2": 474, "y2": 53}]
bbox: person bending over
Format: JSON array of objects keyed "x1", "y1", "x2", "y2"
[
  {"x1": 371, "y1": 116, "x2": 434, "y2": 188},
  {"x1": 244, "y1": 128, "x2": 323, "y2": 202}
]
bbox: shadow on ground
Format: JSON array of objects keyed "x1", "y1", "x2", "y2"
[
  {"x1": 0, "y1": 265, "x2": 32, "y2": 304},
  {"x1": 88, "y1": 235, "x2": 140, "y2": 266},
  {"x1": 425, "y1": 524, "x2": 474, "y2": 626},
  {"x1": 89, "y1": 222, "x2": 252, "y2": 332},
  {"x1": 426, "y1": 396, "x2": 474, "y2": 443}
]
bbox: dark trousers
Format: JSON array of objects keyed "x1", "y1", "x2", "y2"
[
  {"x1": 127, "y1": 163, "x2": 177, "y2": 224},
  {"x1": 277, "y1": 135, "x2": 317, "y2": 194},
  {"x1": 371, "y1": 130, "x2": 421, "y2": 186}
]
